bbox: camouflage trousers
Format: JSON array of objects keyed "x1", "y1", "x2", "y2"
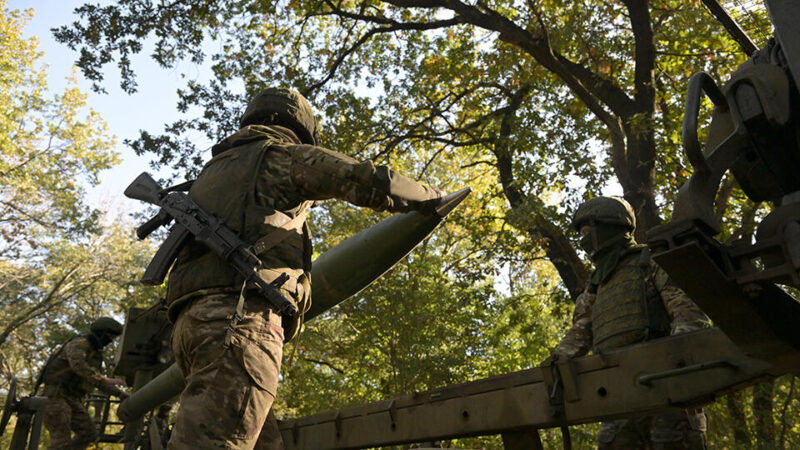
[
  {"x1": 597, "y1": 409, "x2": 706, "y2": 449},
  {"x1": 168, "y1": 293, "x2": 286, "y2": 450},
  {"x1": 42, "y1": 386, "x2": 97, "y2": 450}
]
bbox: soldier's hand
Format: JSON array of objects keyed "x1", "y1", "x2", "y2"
[
  {"x1": 102, "y1": 376, "x2": 127, "y2": 387},
  {"x1": 540, "y1": 353, "x2": 564, "y2": 367},
  {"x1": 413, "y1": 198, "x2": 443, "y2": 216},
  {"x1": 410, "y1": 188, "x2": 446, "y2": 216},
  {"x1": 99, "y1": 380, "x2": 130, "y2": 399},
  {"x1": 116, "y1": 389, "x2": 131, "y2": 400}
]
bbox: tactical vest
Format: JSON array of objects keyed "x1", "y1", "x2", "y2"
[
  {"x1": 165, "y1": 136, "x2": 312, "y2": 322},
  {"x1": 42, "y1": 337, "x2": 102, "y2": 396},
  {"x1": 591, "y1": 248, "x2": 671, "y2": 352}
]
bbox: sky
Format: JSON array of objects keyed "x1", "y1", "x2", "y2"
[{"x1": 9, "y1": 0, "x2": 208, "y2": 216}]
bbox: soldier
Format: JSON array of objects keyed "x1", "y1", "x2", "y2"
[
  {"x1": 41, "y1": 317, "x2": 129, "y2": 450},
  {"x1": 545, "y1": 196, "x2": 711, "y2": 450},
  {"x1": 164, "y1": 88, "x2": 443, "y2": 449}
]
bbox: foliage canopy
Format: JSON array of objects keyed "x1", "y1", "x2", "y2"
[{"x1": 0, "y1": 1, "x2": 159, "y2": 404}]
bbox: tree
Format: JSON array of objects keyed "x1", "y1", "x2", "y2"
[
  {"x1": 53, "y1": 0, "x2": 769, "y2": 298},
  {"x1": 0, "y1": 6, "x2": 117, "y2": 258},
  {"x1": 0, "y1": 1, "x2": 159, "y2": 393}
]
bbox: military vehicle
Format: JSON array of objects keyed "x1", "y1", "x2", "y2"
[{"x1": 2, "y1": 0, "x2": 798, "y2": 448}]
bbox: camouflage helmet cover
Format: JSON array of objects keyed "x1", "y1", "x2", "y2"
[
  {"x1": 239, "y1": 88, "x2": 318, "y2": 145},
  {"x1": 571, "y1": 196, "x2": 636, "y2": 232},
  {"x1": 90, "y1": 317, "x2": 124, "y2": 336}
]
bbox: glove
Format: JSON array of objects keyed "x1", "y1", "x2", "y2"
[
  {"x1": 403, "y1": 188, "x2": 446, "y2": 216},
  {"x1": 102, "y1": 376, "x2": 127, "y2": 387},
  {"x1": 115, "y1": 388, "x2": 131, "y2": 400},
  {"x1": 100, "y1": 377, "x2": 130, "y2": 399},
  {"x1": 541, "y1": 353, "x2": 568, "y2": 367}
]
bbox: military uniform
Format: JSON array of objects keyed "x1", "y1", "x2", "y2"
[
  {"x1": 41, "y1": 318, "x2": 125, "y2": 450},
  {"x1": 552, "y1": 197, "x2": 710, "y2": 450},
  {"x1": 165, "y1": 89, "x2": 442, "y2": 450},
  {"x1": 554, "y1": 248, "x2": 710, "y2": 358}
]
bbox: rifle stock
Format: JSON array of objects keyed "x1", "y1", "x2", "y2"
[{"x1": 124, "y1": 173, "x2": 162, "y2": 205}]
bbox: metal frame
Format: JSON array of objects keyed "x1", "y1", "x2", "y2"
[{"x1": 277, "y1": 328, "x2": 786, "y2": 449}]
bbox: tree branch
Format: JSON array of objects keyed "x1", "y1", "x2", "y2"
[
  {"x1": 304, "y1": 2, "x2": 461, "y2": 95},
  {"x1": 490, "y1": 85, "x2": 588, "y2": 299},
  {"x1": 302, "y1": 357, "x2": 345, "y2": 374}
]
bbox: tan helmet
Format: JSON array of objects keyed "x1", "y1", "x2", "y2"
[
  {"x1": 239, "y1": 88, "x2": 318, "y2": 145},
  {"x1": 571, "y1": 196, "x2": 636, "y2": 232},
  {"x1": 90, "y1": 317, "x2": 124, "y2": 336}
]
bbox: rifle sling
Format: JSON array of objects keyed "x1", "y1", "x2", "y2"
[
  {"x1": 224, "y1": 281, "x2": 249, "y2": 349},
  {"x1": 159, "y1": 179, "x2": 194, "y2": 194}
]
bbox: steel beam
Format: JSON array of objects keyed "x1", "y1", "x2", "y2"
[{"x1": 277, "y1": 328, "x2": 785, "y2": 449}]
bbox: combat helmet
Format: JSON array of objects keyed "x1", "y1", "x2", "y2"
[
  {"x1": 571, "y1": 196, "x2": 636, "y2": 232},
  {"x1": 239, "y1": 88, "x2": 318, "y2": 145},
  {"x1": 90, "y1": 317, "x2": 124, "y2": 336}
]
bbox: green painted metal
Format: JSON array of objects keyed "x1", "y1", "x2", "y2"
[
  {"x1": 276, "y1": 328, "x2": 784, "y2": 450},
  {"x1": 307, "y1": 187, "x2": 471, "y2": 320},
  {"x1": 116, "y1": 364, "x2": 183, "y2": 423}
]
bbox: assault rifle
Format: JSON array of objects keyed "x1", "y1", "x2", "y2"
[{"x1": 124, "y1": 172, "x2": 297, "y2": 317}]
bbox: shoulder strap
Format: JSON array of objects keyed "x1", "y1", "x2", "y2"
[
  {"x1": 160, "y1": 179, "x2": 194, "y2": 194},
  {"x1": 252, "y1": 209, "x2": 308, "y2": 256},
  {"x1": 638, "y1": 246, "x2": 651, "y2": 268},
  {"x1": 34, "y1": 336, "x2": 77, "y2": 395}
]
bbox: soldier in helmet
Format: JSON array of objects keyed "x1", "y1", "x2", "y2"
[
  {"x1": 165, "y1": 87, "x2": 443, "y2": 449},
  {"x1": 545, "y1": 196, "x2": 711, "y2": 449},
  {"x1": 40, "y1": 317, "x2": 129, "y2": 449}
]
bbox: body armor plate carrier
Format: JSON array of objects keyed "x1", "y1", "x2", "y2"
[
  {"x1": 591, "y1": 248, "x2": 671, "y2": 352},
  {"x1": 166, "y1": 137, "x2": 312, "y2": 323},
  {"x1": 41, "y1": 337, "x2": 102, "y2": 396}
]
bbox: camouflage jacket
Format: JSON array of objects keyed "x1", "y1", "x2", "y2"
[
  {"x1": 166, "y1": 125, "x2": 440, "y2": 330},
  {"x1": 43, "y1": 336, "x2": 105, "y2": 396},
  {"x1": 554, "y1": 254, "x2": 710, "y2": 359}
]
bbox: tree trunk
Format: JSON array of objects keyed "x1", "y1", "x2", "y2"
[
  {"x1": 502, "y1": 427, "x2": 544, "y2": 450},
  {"x1": 726, "y1": 390, "x2": 752, "y2": 447},
  {"x1": 621, "y1": 121, "x2": 660, "y2": 241},
  {"x1": 753, "y1": 381, "x2": 775, "y2": 449}
]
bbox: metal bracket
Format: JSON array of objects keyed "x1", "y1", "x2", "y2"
[
  {"x1": 728, "y1": 202, "x2": 800, "y2": 288},
  {"x1": 291, "y1": 420, "x2": 299, "y2": 444},
  {"x1": 540, "y1": 362, "x2": 564, "y2": 419},
  {"x1": 388, "y1": 399, "x2": 397, "y2": 430},
  {"x1": 334, "y1": 411, "x2": 343, "y2": 438},
  {"x1": 556, "y1": 360, "x2": 580, "y2": 403},
  {"x1": 638, "y1": 360, "x2": 738, "y2": 387}
]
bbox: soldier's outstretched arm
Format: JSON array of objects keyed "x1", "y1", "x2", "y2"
[
  {"x1": 652, "y1": 263, "x2": 711, "y2": 334},
  {"x1": 288, "y1": 145, "x2": 441, "y2": 213},
  {"x1": 552, "y1": 290, "x2": 595, "y2": 359}
]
